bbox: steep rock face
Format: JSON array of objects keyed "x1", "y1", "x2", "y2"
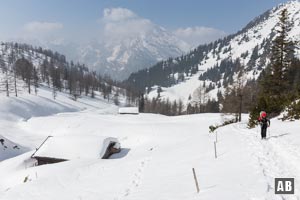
[{"x1": 126, "y1": 1, "x2": 300, "y2": 103}]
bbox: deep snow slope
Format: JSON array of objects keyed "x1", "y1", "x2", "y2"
[
  {"x1": 0, "y1": 86, "x2": 118, "y2": 160},
  {"x1": 0, "y1": 135, "x2": 29, "y2": 161},
  {"x1": 0, "y1": 97, "x2": 299, "y2": 200}
]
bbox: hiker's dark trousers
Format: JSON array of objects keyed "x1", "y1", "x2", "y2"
[{"x1": 261, "y1": 126, "x2": 267, "y2": 139}]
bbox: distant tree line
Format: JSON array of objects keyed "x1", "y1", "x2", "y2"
[
  {"x1": 138, "y1": 95, "x2": 220, "y2": 116},
  {"x1": 141, "y1": 97, "x2": 184, "y2": 116}
]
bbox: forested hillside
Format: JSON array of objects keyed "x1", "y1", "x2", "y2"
[
  {"x1": 0, "y1": 42, "x2": 137, "y2": 105},
  {"x1": 125, "y1": 8, "x2": 273, "y2": 92}
]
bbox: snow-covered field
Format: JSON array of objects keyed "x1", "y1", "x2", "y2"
[{"x1": 0, "y1": 87, "x2": 299, "y2": 200}]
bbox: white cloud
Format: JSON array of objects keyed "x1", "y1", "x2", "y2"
[
  {"x1": 24, "y1": 21, "x2": 63, "y2": 33},
  {"x1": 174, "y1": 26, "x2": 227, "y2": 47},
  {"x1": 99, "y1": 8, "x2": 155, "y2": 42},
  {"x1": 103, "y1": 8, "x2": 137, "y2": 22},
  {"x1": 18, "y1": 21, "x2": 65, "y2": 46},
  {"x1": 99, "y1": 9, "x2": 226, "y2": 48}
]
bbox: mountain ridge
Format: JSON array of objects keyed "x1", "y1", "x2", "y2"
[{"x1": 125, "y1": 0, "x2": 300, "y2": 104}]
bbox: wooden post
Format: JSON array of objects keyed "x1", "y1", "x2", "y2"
[
  {"x1": 214, "y1": 141, "x2": 217, "y2": 159},
  {"x1": 239, "y1": 94, "x2": 242, "y2": 122},
  {"x1": 192, "y1": 168, "x2": 200, "y2": 193}
]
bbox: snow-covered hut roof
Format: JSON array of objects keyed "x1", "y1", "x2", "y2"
[
  {"x1": 118, "y1": 107, "x2": 139, "y2": 114},
  {"x1": 32, "y1": 135, "x2": 120, "y2": 160}
]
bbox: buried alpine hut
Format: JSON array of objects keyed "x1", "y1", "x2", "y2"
[
  {"x1": 118, "y1": 107, "x2": 139, "y2": 114},
  {"x1": 31, "y1": 135, "x2": 121, "y2": 166}
]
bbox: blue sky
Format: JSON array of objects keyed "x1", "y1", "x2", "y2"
[{"x1": 0, "y1": 0, "x2": 289, "y2": 45}]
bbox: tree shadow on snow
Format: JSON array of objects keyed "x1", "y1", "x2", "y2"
[{"x1": 109, "y1": 148, "x2": 130, "y2": 159}]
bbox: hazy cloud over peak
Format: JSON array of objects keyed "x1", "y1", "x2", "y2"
[
  {"x1": 174, "y1": 26, "x2": 226, "y2": 47},
  {"x1": 100, "y1": 8, "x2": 154, "y2": 42},
  {"x1": 17, "y1": 21, "x2": 65, "y2": 46},
  {"x1": 100, "y1": 8, "x2": 226, "y2": 47},
  {"x1": 24, "y1": 21, "x2": 63, "y2": 33},
  {"x1": 103, "y1": 8, "x2": 137, "y2": 22}
]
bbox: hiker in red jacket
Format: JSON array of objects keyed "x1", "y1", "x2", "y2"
[{"x1": 258, "y1": 111, "x2": 270, "y2": 139}]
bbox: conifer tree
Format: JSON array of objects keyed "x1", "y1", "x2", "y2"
[
  {"x1": 249, "y1": 8, "x2": 295, "y2": 126},
  {"x1": 266, "y1": 8, "x2": 294, "y2": 96}
]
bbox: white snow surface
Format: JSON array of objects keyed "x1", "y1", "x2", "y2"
[
  {"x1": 0, "y1": 86, "x2": 118, "y2": 161},
  {"x1": 32, "y1": 135, "x2": 119, "y2": 160},
  {"x1": 0, "y1": 86, "x2": 299, "y2": 199}
]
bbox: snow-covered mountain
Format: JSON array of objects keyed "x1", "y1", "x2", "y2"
[
  {"x1": 77, "y1": 8, "x2": 191, "y2": 81},
  {"x1": 67, "y1": 27, "x2": 189, "y2": 81},
  {"x1": 127, "y1": 1, "x2": 300, "y2": 103}
]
